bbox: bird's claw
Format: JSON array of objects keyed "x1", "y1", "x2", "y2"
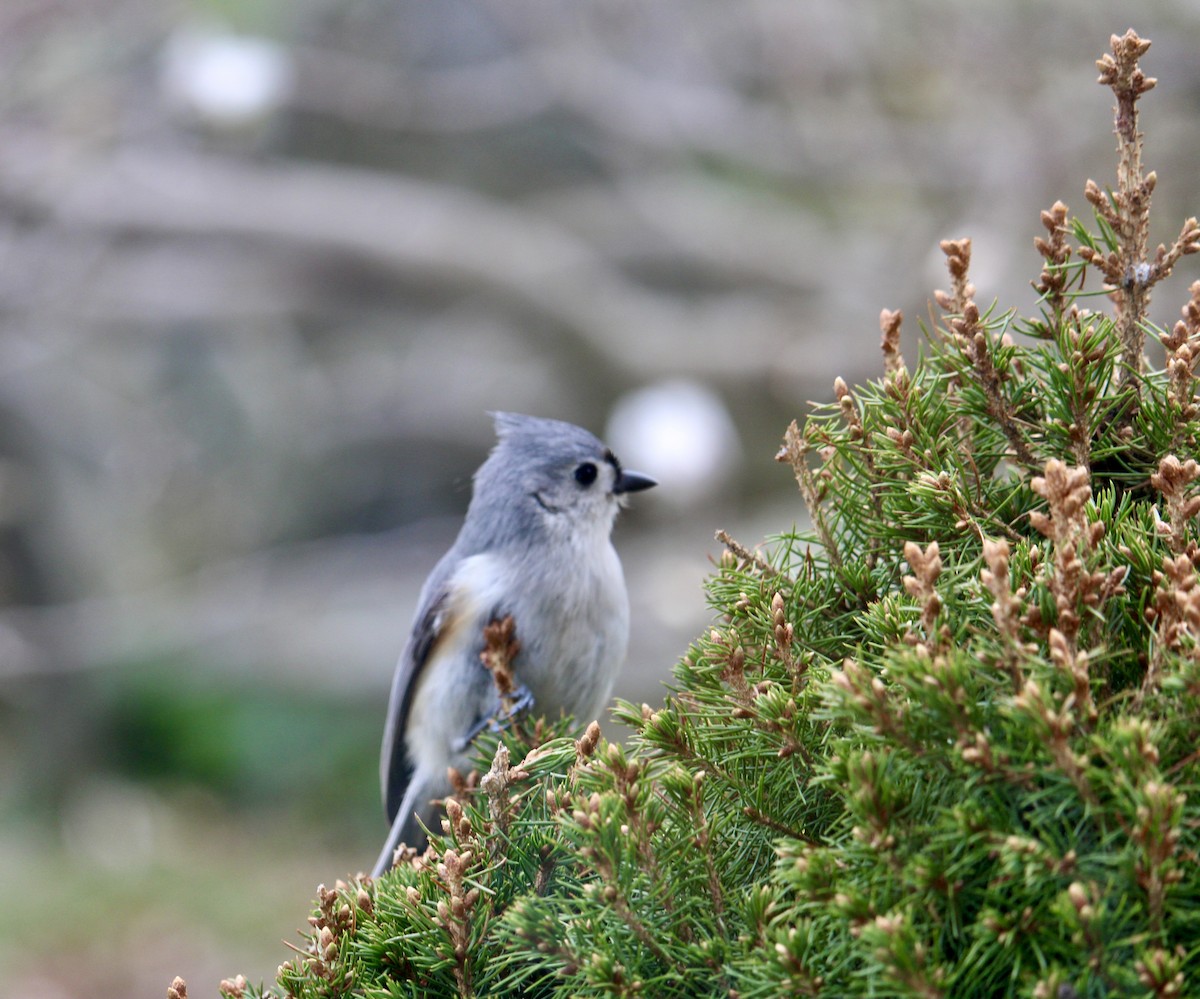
[{"x1": 454, "y1": 683, "x2": 535, "y2": 751}]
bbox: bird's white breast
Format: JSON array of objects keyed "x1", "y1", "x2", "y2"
[{"x1": 407, "y1": 529, "x2": 630, "y2": 777}]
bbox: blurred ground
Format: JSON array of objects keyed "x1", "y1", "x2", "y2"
[{"x1": 2, "y1": 2, "x2": 1200, "y2": 996}]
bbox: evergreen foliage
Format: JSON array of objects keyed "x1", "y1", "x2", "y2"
[{"x1": 208, "y1": 30, "x2": 1200, "y2": 999}]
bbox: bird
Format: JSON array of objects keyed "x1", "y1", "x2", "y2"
[{"x1": 370, "y1": 413, "x2": 655, "y2": 876}]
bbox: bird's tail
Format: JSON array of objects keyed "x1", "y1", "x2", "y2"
[{"x1": 370, "y1": 773, "x2": 439, "y2": 877}]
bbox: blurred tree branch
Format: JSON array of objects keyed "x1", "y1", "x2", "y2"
[{"x1": 0, "y1": 136, "x2": 795, "y2": 376}]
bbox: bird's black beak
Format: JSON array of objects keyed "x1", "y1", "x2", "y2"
[{"x1": 613, "y1": 469, "x2": 657, "y2": 494}]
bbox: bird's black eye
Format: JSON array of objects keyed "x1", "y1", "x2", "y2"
[{"x1": 574, "y1": 462, "x2": 598, "y2": 487}]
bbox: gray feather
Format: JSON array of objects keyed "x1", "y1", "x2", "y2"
[
  {"x1": 370, "y1": 770, "x2": 441, "y2": 877},
  {"x1": 372, "y1": 412, "x2": 653, "y2": 870}
]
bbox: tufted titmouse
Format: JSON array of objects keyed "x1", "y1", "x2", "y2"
[{"x1": 370, "y1": 413, "x2": 655, "y2": 876}]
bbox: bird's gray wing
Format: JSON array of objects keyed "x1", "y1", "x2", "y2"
[{"x1": 379, "y1": 553, "x2": 459, "y2": 824}]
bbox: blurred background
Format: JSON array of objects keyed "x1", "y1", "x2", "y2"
[{"x1": 2, "y1": 1, "x2": 1200, "y2": 996}]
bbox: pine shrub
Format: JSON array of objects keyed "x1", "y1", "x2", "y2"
[{"x1": 207, "y1": 29, "x2": 1200, "y2": 999}]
